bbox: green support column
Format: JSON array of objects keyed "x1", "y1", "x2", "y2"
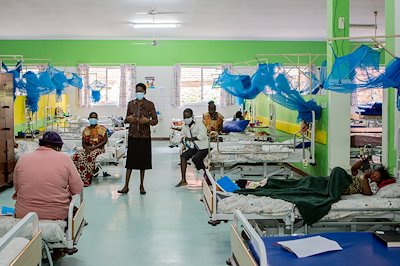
[
  {"x1": 327, "y1": 0, "x2": 350, "y2": 173},
  {"x1": 385, "y1": 0, "x2": 398, "y2": 175}
]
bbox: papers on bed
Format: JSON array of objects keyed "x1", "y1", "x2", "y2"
[{"x1": 277, "y1": 236, "x2": 343, "y2": 258}]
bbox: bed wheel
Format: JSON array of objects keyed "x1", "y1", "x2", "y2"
[
  {"x1": 208, "y1": 220, "x2": 220, "y2": 226},
  {"x1": 223, "y1": 220, "x2": 228, "y2": 223},
  {"x1": 226, "y1": 258, "x2": 232, "y2": 265},
  {"x1": 65, "y1": 247, "x2": 78, "y2": 255}
]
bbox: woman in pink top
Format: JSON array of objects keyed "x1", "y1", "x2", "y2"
[{"x1": 13, "y1": 131, "x2": 83, "y2": 220}]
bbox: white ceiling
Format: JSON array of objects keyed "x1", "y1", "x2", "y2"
[{"x1": 0, "y1": 0, "x2": 385, "y2": 40}]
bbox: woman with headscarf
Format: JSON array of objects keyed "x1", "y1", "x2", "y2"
[
  {"x1": 13, "y1": 131, "x2": 83, "y2": 220},
  {"x1": 73, "y1": 112, "x2": 108, "y2": 186}
]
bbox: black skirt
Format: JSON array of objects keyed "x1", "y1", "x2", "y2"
[{"x1": 125, "y1": 138, "x2": 152, "y2": 170}]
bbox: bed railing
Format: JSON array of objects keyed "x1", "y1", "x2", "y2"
[
  {"x1": 232, "y1": 210, "x2": 267, "y2": 266},
  {"x1": 0, "y1": 212, "x2": 39, "y2": 251}
]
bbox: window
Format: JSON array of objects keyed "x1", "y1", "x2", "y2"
[
  {"x1": 285, "y1": 65, "x2": 317, "y2": 94},
  {"x1": 180, "y1": 66, "x2": 222, "y2": 105},
  {"x1": 352, "y1": 67, "x2": 384, "y2": 107},
  {"x1": 88, "y1": 67, "x2": 121, "y2": 105}
]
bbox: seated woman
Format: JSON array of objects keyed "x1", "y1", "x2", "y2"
[
  {"x1": 73, "y1": 112, "x2": 108, "y2": 187},
  {"x1": 13, "y1": 131, "x2": 83, "y2": 220},
  {"x1": 345, "y1": 159, "x2": 394, "y2": 195},
  {"x1": 233, "y1": 111, "x2": 244, "y2": 121},
  {"x1": 203, "y1": 101, "x2": 224, "y2": 133}
]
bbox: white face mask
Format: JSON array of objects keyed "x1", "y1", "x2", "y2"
[
  {"x1": 136, "y1": 92, "x2": 145, "y2": 100},
  {"x1": 184, "y1": 117, "x2": 193, "y2": 125}
]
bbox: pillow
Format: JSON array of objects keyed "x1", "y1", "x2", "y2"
[
  {"x1": 222, "y1": 120, "x2": 250, "y2": 133},
  {"x1": 375, "y1": 182, "x2": 400, "y2": 198}
]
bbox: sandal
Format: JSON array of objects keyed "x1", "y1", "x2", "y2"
[{"x1": 117, "y1": 188, "x2": 129, "y2": 194}]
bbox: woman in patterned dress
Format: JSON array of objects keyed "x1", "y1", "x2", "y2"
[{"x1": 73, "y1": 112, "x2": 108, "y2": 186}]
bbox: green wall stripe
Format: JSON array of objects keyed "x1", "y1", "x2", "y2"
[{"x1": 0, "y1": 40, "x2": 326, "y2": 66}]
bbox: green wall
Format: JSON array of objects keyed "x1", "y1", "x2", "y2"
[
  {"x1": 0, "y1": 40, "x2": 326, "y2": 66},
  {"x1": 253, "y1": 94, "x2": 328, "y2": 176}
]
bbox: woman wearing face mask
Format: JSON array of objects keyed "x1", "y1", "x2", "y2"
[
  {"x1": 175, "y1": 108, "x2": 208, "y2": 187},
  {"x1": 73, "y1": 112, "x2": 108, "y2": 186},
  {"x1": 118, "y1": 83, "x2": 158, "y2": 194}
]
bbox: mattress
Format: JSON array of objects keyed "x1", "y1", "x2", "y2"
[
  {"x1": 0, "y1": 217, "x2": 66, "y2": 243},
  {"x1": 218, "y1": 193, "x2": 400, "y2": 221},
  {"x1": 209, "y1": 139, "x2": 309, "y2": 163},
  {"x1": 0, "y1": 237, "x2": 29, "y2": 266},
  {"x1": 350, "y1": 127, "x2": 382, "y2": 133},
  {"x1": 351, "y1": 133, "x2": 382, "y2": 147}
]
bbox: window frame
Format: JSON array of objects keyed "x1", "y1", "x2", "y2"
[
  {"x1": 88, "y1": 66, "x2": 121, "y2": 106},
  {"x1": 179, "y1": 65, "x2": 222, "y2": 106}
]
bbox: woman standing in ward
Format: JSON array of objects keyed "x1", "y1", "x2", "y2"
[{"x1": 118, "y1": 83, "x2": 158, "y2": 194}]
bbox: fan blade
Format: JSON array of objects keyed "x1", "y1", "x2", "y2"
[
  {"x1": 130, "y1": 42, "x2": 150, "y2": 45},
  {"x1": 154, "y1": 11, "x2": 185, "y2": 15}
]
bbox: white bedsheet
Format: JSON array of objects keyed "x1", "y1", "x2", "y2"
[
  {"x1": 217, "y1": 194, "x2": 400, "y2": 221},
  {"x1": 0, "y1": 217, "x2": 66, "y2": 243},
  {"x1": 209, "y1": 138, "x2": 310, "y2": 163},
  {"x1": 0, "y1": 236, "x2": 29, "y2": 266}
]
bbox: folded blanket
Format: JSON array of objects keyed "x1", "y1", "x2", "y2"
[{"x1": 235, "y1": 167, "x2": 352, "y2": 225}]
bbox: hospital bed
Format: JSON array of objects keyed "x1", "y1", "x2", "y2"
[
  {"x1": 15, "y1": 129, "x2": 127, "y2": 165},
  {"x1": 350, "y1": 127, "x2": 382, "y2": 161},
  {"x1": 0, "y1": 193, "x2": 86, "y2": 265},
  {"x1": 0, "y1": 212, "x2": 42, "y2": 266},
  {"x1": 203, "y1": 169, "x2": 400, "y2": 228},
  {"x1": 230, "y1": 210, "x2": 400, "y2": 266},
  {"x1": 207, "y1": 112, "x2": 315, "y2": 179}
]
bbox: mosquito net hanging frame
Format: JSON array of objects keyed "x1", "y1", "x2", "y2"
[
  {"x1": 328, "y1": 34, "x2": 400, "y2": 59},
  {"x1": 253, "y1": 53, "x2": 326, "y2": 95}
]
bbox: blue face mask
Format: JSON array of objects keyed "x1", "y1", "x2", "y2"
[
  {"x1": 136, "y1": 92, "x2": 145, "y2": 100},
  {"x1": 89, "y1": 118, "x2": 98, "y2": 125}
]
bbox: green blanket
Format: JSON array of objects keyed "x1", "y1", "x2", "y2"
[{"x1": 235, "y1": 167, "x2": 352, "y2": 225}]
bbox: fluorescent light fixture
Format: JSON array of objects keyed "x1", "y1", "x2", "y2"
[{"x1": 132, "y1": 23, "x2": 178, "y2": 29}]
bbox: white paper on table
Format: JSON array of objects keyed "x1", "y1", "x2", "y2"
[{"x1": 277, "y1": 236, "x2": 343, "y2": 258}]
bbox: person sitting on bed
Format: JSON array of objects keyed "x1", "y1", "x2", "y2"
[
  {"x1": 13, "y1": 131, "x2": 83, "y2": 220},
  {"x1": 344, "y1": 159, "x2": 394, "y2": 195},
  {"x1": 233, "y1": 111, "x2": 244, "y2": 121},
  {"x1": 203, "y1": 101, "x2": 224, "y2": 133},
  {"x1": 72, "y1": 112, "x2": 108, "y2": 187},
  {"x1": 175, "y1": 108, "x2": 209, "y2": 187}
]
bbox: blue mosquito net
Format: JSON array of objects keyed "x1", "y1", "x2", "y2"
[
  {"x1": 23, "y1": 71, "x2": 56, "y2": 112},
  {"x1": 47, "y1": 66, "x2": 70, "y2": 96},
  {"x1": 67, "y1": 73, "x2": 83, "y2": 89},
  {"x1": 89, "y1": 80, "x2": 105, "y2": 103},
  {"x1": 255, "y1": 64, "x2": 322, "y2": 123},
  {"x1": 324, "y1": 44, "x2": 400, "y2": 110},
  {"x1": 2, "y1": 61, "x2": 25, "y2": 99},
  {"x1": 215, "y1": 69, "x2": 264, "y2": 99},
  {"x1": 215, "y1": 63, "x2": 322, "y2": 123},
  {"x1": 91, "y1": 90, "x2": 101, "y2": 103}
]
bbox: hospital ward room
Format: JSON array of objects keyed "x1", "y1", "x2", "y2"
[{"x1": 2, "y1": 1, "x2": 400, "y2": 266}]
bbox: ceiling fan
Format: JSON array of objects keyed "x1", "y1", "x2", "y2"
[
  {"x1": 131, "y1": 39, "x2": 159, "y2": 46},
  {"x1": 130, "y1": 15, "x2": 160, "y2": 47},
  {"x1": 135, "y1": 8, "x2": 185, "y2": 16}
]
